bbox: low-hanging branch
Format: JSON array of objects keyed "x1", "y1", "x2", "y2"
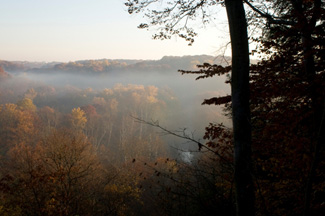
[{"x1": 132, "y1": 116, "x2": 233, "y2": 168}]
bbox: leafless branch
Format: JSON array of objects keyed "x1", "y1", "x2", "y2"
[
  {"x1": 244, "y1": 0, "x2": 296, "y2": 26},
  {"x1": 131, "y1": 116, "x2": 233, "y2": 167}
]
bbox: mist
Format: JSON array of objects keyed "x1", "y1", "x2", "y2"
[
  {"x1": 21, "y1": 69, "x2": 228, "y2": 125},
  {"x1": 1, "y1": 56, "x2": 231, "y2": 160},
  {"x1": 0, "y1": 56, "x2": 235, "y2": 215}
]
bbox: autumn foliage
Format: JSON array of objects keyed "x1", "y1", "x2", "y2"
[
  {"x1": 0, "y1": 83, "x2": 175, "y2": 215},
  {"x1": 0, "y1": 1, "x2": 324, "y2": 215}
]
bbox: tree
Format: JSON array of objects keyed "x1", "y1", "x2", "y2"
[
  {"x1": 0, "y1": 103, "x2": 36, "y2": 154},
  {"x1": 125, "y1": 0, "x2": 254, "y2": 215},
  {"x1": 0, "y1": 129, "x2": 104, "y2": 215},
  {"x1": 244, "y1": 1, "x2": 324, "y2": 215},
  {"x1": 37, "y1": 106, "x2": 60, "y2": 134},
  {"x1": 17, "y1": 98, "x2": 37, "y2": 112},
  {"x1": 37, "y1": 129, "x2": 101, "y2": 215},
  {"x1": 180, "y1": 1, "x2": 324, "y2": 215},
  {"x1": 24, "y1": 88, "x2": 37, "y2": 100},
  {"x1": 69, "y1": 107, "x2": 87, "y2": 132}
]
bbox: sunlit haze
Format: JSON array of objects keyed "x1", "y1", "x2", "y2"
[{"x1": 0, "y1": 0, "x2": 229, "y2": 62}]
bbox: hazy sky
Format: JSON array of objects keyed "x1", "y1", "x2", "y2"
[{"x1": 0, "y1": 0, "x2": 230, "y2": 62}]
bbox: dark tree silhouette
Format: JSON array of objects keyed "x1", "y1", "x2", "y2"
[{"x1": 125, "y1": 1, "x2": 254, "y2": 215}]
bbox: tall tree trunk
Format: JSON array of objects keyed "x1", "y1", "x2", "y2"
[
  {"x1": 299, "y1": 1, "x2": 323, "y2": 214},
  {"x1": 225, "y1": 0, "x2": 255, "y2": 215}
]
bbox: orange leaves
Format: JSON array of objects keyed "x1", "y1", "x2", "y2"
[
  {"x1": 1, "y1": 129, "x2": 104, "y2": 215},
  {"x1": 0, "y1": 103, "x2": 36, "y2": 152}
]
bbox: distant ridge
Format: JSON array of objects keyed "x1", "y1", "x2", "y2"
[{"x1": 0, "y1": 55, "x2": 231, "y2": 75}]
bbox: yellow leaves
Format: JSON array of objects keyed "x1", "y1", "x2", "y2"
[
  {"x1": 113, "y1": 83, "x2": 145, "y2": 93},
  {"x1": 132, "y1": 92, "x2": 141, "y2": 104},
  {"x1": 17, "y1": 98, "x2": 37, "y2": 112},
  {"x1": 40, "y1": 130, "x2": 97, "y2": 176},
  {"x1": 102, "y1": 177, "x2": 142, "y2": 216},
  {"x1": 0, "y1": 103, "x2": 36, "y2": 149},
  {"x1": 3, "y1": 103, "x2": 18, "y2": 114},
  {"x1": 110, "y1": 98, "x2": 119, "y2": 112},
  {"x1": 102, "y1": 88, "x2": 113, "y2": 95},
  {"x1": 70, "y1": 107, "x2": 87, "y2": 131},
  {"x1": 2, "y1": 129, "x2": 105, "y2": 215},
  {"x1": 24, "y1": 88, "x2": 37, "y2": 100},
  {"x1": 147, "y1": 95, "x2": 158, "y2": 103},
  {"x1": 145, "y1": 86, "x2": 158, "y2": 103},
  {"x1": 38, "y1": 106, "x2": 57, "y2": 130},
  {"x1": 154, "y1": 157, "x2": 179, "y2": 174},
  {"x1": 92, "y1": 96, "x2": 106, "y2": 106},
  {"x1": 105, "y1": 184, "x2": 135, "y2": 195}
]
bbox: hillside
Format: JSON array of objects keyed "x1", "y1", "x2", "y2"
[{"x1": 1, "y1": 55, "x2": 231, "y2": 75}]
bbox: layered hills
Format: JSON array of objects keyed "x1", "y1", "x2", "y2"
[{"x1": 0, "y1": 55, "x2": 231, "y2": 75}]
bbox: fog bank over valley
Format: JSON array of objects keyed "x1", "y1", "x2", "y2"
[
  {"x1": 0, "y1": 55, "x2": 231, "y2": 155},
  {"x1": 0, "y1": 54, "x2": 236, "y2": 216}
]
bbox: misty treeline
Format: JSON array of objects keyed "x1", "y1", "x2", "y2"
[
  {"x1": 0, "y1": 67, "x2": 232, "y2": 215},
  {"x1": 0, "y1": 55, "x2": 229, "y2": 75},
  {"x1": 0, "y1": 0, "x2": 324, "y2": 215}
]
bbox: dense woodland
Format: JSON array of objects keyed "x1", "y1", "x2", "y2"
[
  {"x1": 0, "y1": 61, "x2": 230, "y2": 215},
  {"x1": 0, "y1": 0, "x2": 324, "y2": 215},
  {"x1": 0, "y1": 73, "x2": 178, "y2": 215}
]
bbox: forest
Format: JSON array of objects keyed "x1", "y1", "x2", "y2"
[
  {"x1": 0, "y1": 0, "x2": 324, "y2": 216},
  {"x1": 0, "y1": 55, "x2": 231, "y2": 215}
]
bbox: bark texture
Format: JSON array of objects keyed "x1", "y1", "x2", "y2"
[{"x1": 225, "y1": 0, "x2": 255, "y2": 215}]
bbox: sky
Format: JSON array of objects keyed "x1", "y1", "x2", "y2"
[{"x1": 0, "y1": 0, "x2": 230, "y2": 62}]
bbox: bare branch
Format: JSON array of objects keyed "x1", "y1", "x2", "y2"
[
  {"x1": 131, "y1": 116, "x2": 233, "y2": 167},
  {"x1": 125, "y1": 0, "x2": 223, "y2": 45},
  {"x1": 244, "y1": 0, "x2": 296, "y2": 26}
]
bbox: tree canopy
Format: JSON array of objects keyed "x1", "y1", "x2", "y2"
[{"x1": 125, "y1": 0, "x2": 324, "y2": 215}]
